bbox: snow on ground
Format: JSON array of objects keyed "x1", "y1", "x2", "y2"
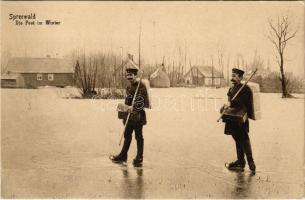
[{"x1": 1, "y1": 87, "x2": 304, "y2": 198}]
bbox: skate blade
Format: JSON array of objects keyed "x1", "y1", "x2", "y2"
[
  {"x1": 109, "y1": 155, "x2": 127, "y2": 165},
  {"x1": 225, "y1": 163, "x2": 244, "y2": 172}
]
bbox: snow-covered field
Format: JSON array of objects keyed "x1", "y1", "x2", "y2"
[{"x1": 1, "y1": 87, "x2": 304, "y2": 198}]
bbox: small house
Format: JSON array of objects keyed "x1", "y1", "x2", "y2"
[
  {"x1": 184, "y1": 66, "x2": 223, "y2": 87},
  {"x1": 1, "y1": 57, "x2": 74, "y2": 88}
]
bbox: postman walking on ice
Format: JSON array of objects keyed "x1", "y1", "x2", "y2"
[
  {"x1": 111, "y1": 58, "x2": 150, "y2": 166},
  {"x1": 220, "y1": 68, "x2": 260, "y2": 173}
]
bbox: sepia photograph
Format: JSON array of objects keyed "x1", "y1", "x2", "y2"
[{"x1": 1, "y1": 1, "x2": 304, "y2": 198}]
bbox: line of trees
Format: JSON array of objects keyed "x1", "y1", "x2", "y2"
[
  {"x1": 72, "y1": 51, "x2": 125, "y2": 98},
  {"x1": 70, "y1": 13, "x2": 301, "y2": 97},
  {"x1": 72, "y1": 48, "x2": 303, "y2": 96}
]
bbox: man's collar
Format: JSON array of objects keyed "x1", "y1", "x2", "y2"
[
  {"x1": 131, "y1": 80, "x2": 139, "y2": 86},
  {"x1": 234, "y1": 82, "x2": 242, "y2": 86}
]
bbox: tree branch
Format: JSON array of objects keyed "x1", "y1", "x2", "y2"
[
  {"x1": 267, "y1": 35, "x2": 280, "y2": 52},
  {"x1": 268, "y1": 19, "x2": 281, "y2": 39},
  {"x1": 283, "y1": 29, "x2": 297, "y2": 43}
]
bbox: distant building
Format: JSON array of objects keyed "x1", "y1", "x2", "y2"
[
  {"x1": 1, "y1": 72, "x2": 25, "y2": 88},
  {"x1": 184, "y1": 66, "x2": 224, "y2": 87},
  {"x1": 112, "y1": 57, "x2": 139, "y2": 88},
  {"x1": 1, "y1": 57, "x2": 74, "y2": 88},
  {"x1": 149, "y1": 66, "x2": 170, "y2": 88}
]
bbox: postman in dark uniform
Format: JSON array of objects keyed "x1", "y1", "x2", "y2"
[
  {"x1": 222, "y1": 68, "x2": 256, "y2": 172},
  {"x1": 111, "y1": 58, "x2": 150, "y2": 166},
  {"x1": 124, "y1": 80, "x2": 149, "y2": 126}
]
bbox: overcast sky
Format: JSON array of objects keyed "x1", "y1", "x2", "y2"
[{"x1": 1, "y1": 1, "x2": 304, "y2": 76}]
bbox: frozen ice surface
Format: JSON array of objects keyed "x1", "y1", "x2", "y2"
[{"x1": 1, "y1": 87, "x2": 304, "y2": 198}]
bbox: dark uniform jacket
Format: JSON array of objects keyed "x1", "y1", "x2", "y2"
[
  {"x1": 124, "y1": 80, "x2": 150, "y2": 126},
  {"x1": 224, "y1": 83, "x2": 253, "y2": 135}
]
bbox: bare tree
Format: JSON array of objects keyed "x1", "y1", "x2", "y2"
[
  {"x1": 234, "y1": 53, "x2": 244, "y2": 70},
  {"x1": 267, "y1": 14, "x2": 298, "y2": 98},
  {"x1": 251, "y1": 50, "x2": 265, "y2": 72},
  {"x1": 74, "y1": 55, "x2": 98, "y2": 98},
  {"x1": 217, "y1": 48, "x2": 225, "y2": 86},
  {"x1": 210, "y1": 55, "x2": 214, "y2": 87},
  {"x1": 226, "y1": 54, "x2": 231, "y2": 86}
]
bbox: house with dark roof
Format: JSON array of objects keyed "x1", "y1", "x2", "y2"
[
  {"x1": 184, "y1": 66, "x2": 224, "y2": 87},
  {"x1": 1, "y1": 57, "x2": 74, "y2": 88}
]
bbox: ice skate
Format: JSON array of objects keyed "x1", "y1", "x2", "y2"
[{"x1": 109, "y1": 154, "x2": 127, "y2": 164}]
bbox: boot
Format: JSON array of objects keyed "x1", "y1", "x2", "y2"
[
  {"x1": 227, "y1": 160, "x2": 245, "y2": 171},
  {"x1": 112, "y1": 138, "x2": 131, "y2": 163},
  {"x1": 236, "y1": 141, "x2": 246, "y2": 165},
  {"x1": 226, "y1": 140, "x2": 246, "y2": 171},
  {"x1": 133, "y1": 155, "x2": 143, "y2": 166},
  {"x1": 243, "y1": 139, "x2": 256, "y2": 172},
  {"x1": 110, "y1": 154, "x2": 127, "y2": 163},
  {"x1": 227, "y1": 141, "x2": 246, "y2": 170},
  {"x1": 133, "y1": 139, "x2": 144, "y2": 166}
]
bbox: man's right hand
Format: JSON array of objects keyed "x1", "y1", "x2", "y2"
[
  {"x1": 224, "y1": 102, "x2": 230, "y2": 108},
  {"x1": 220, "y1": 103, "x2": 230, "y2": 113}
]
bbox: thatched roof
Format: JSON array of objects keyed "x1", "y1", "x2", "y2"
[
  {"x1": 113, "y1": 58, "x2": 139, "y2": 74},
  {"x1": 124, "y1": 59, "x2": 139, "y2": 70},
  {"x1": 149, "y1": 67, "x2": 170, "y2": 88}
]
